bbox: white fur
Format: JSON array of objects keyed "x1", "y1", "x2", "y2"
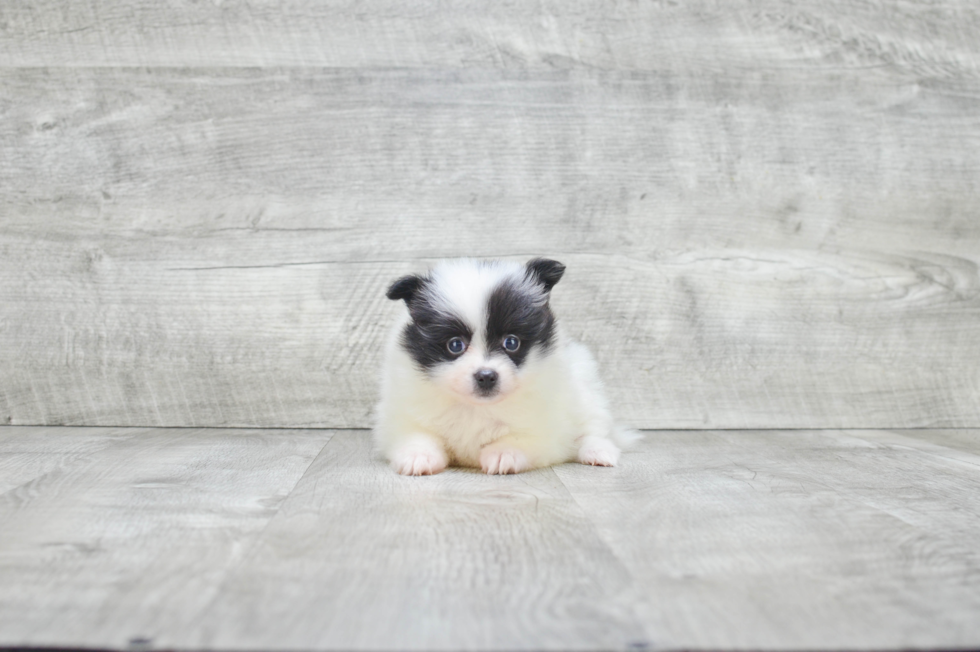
[{"x1": 374, "y1": 259, "x2": 638, "y2": 475}]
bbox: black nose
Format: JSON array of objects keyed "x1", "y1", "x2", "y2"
[{"x1": 474, "y1": 368, "x2": 498, "y2": 391}]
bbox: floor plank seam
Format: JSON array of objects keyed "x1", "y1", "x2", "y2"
[
  {"x1": 177, "y1": 429, "x2": 340, "y2": 638},
  {"x1": 547, "y1": 466, "x2": 656, "y2": 646}
]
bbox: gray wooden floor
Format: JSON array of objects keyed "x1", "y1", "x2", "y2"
[{"x1": 1, "y1": 426, "x2": 979, "y2": 651}]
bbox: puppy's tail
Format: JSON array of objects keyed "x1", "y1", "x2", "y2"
[{"x1": 612, "y1": 425, "x2": 643, "y2": 450}]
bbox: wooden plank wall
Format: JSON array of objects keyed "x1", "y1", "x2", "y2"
[{"x1": 2, "y1": 1, "x2": 979, "y2": 429}]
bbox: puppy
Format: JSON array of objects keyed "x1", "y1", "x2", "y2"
[{"x1": 374, "y1": 258, "x2": 638, "y2": 475}]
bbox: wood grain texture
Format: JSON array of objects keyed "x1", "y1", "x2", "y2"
[
  {"x1": 2, "y1": 0, "x2": 979, "y2": 72},
  {"x1": 190, "y1": 430, "x2": 647, "y2": 651},
  {"x1": 2, "y1": 426, "x2": 979, "y2": 650},
  {"x1": 2, "y1": 3, "x2": 980, "y2": 429},
  {"x1": 0, "y1": 426, "x2": 333, "y2": 649},
  {"x1": 554, "y1": 429, "x2": 980, "y2": 650}
]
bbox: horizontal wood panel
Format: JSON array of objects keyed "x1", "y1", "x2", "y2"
[
  {"x1": 4, "y1": 67, "x2": 980, "y2": 226},
  {"x1": 2, "y1": 11, "x2": 980, "y2": 428},
  {"x1": 2, "y1": 0, "x2": 979, "y2": 73},
  {"x1": 1, "y1": 240, "x2": 978, "y2": 429}
]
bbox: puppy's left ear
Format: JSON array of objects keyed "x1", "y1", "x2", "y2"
[
  {"x1": 386, "y1": 274, "x2": 425, "y2": 303},
  {"x1": 526, "y1": 258, "x2": 565, "y2": 292}
]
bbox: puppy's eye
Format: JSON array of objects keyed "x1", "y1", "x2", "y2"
[
  {"x1": 447, "y1": 337, "x2": 467, "y2": 355},
  {"x1": 502, "y1": 335, "x2": 520, "y2": 352}
]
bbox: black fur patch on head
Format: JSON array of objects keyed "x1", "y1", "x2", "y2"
[
  {"x1": 400, "y1": 291, "x2": 474, "y2": 372},
  {"x1": 485, "y1": 279, "x2": 557, "y2": 367},
  {"x1": 525, "y1": 258, "x2": 565, "y2": 292}
]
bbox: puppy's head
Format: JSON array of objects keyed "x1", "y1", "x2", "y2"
[{"x1": 386, "y1": 258, "x2": 565, "y2": 404}]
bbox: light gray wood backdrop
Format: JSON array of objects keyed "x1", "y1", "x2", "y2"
[{"x1": 2, "y1": 1, "x2": 979, "y2": 429}]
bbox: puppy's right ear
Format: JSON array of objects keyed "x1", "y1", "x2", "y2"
[{"x1": 386, "y1": 275, "x2": 425, "y2": 303}]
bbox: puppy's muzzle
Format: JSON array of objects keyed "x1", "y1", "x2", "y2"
[{"x1": 474, "y1": 368, "x2": 499, "y2": 395}]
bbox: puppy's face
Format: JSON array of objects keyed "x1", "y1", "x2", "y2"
[{"x1": 387, "y1": 258, "x2": 565, "y2": 404}]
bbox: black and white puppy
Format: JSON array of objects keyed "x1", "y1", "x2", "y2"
[{"x1": 375, "y1": 258, "x2": 637, "y2": 475}]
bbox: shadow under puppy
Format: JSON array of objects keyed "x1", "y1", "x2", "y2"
[{"x1": 375, "y1": 258, "x2": 638, "y2": 475}]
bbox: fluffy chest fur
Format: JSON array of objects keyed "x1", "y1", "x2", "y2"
[{"x1": 379, "y1": 328, "x2": 583, "y2": 467}]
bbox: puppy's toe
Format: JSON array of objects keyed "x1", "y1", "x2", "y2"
[
  {"x1": 577, "y1": 436, "x2": 621, "y2": 467},
  {"x1": 390, "y1": 444, "x2": 448, "y2": 476},
  {"x1": 480, "y1": 448, "x2": 530, "y2": 475}
]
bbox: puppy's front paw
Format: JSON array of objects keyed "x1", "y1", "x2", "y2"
[
  {"x1": 577, "y1": 436, "x2": 621, "y2": 467},
  {"x1": 480, "y1": 447, "x2": 530, "y2": 475},
  {"x1": 390, "y1": 442, "x2": 448, "y2": 476}
]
